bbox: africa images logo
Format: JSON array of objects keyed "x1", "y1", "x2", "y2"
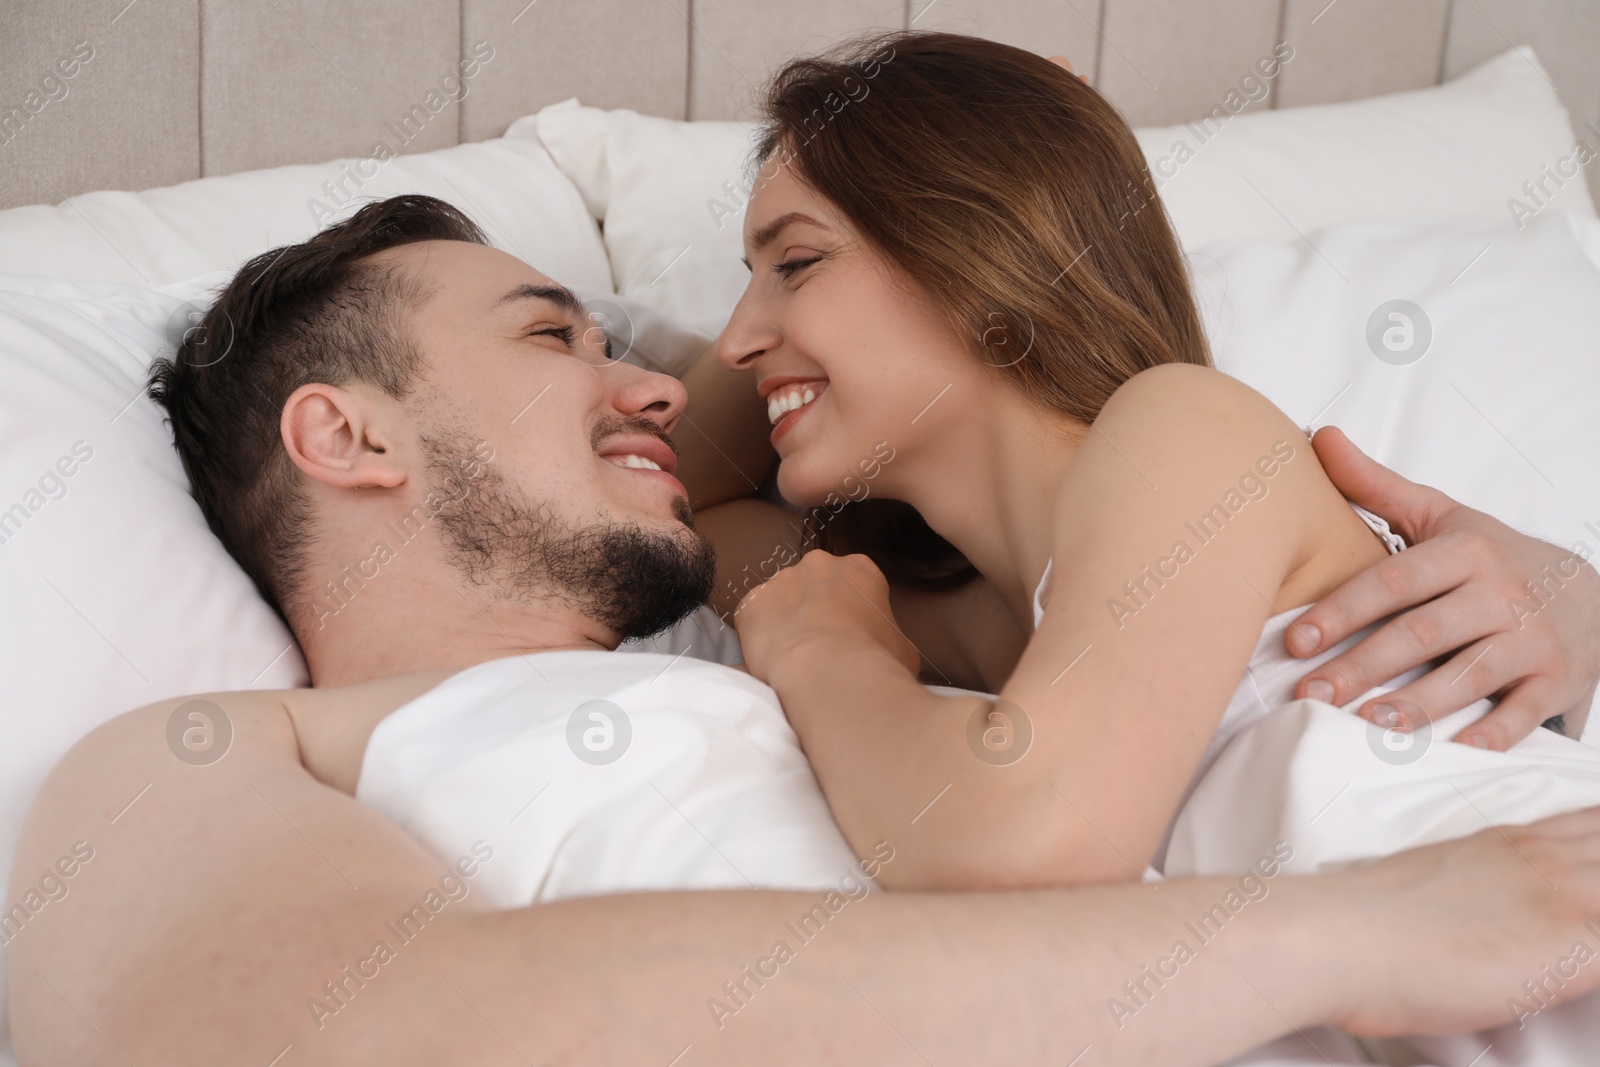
[
  {"x1": 165, "y1": 699, "x2": 233, "y2": 766},
  {"x1": 1366, "y1": 299, "x2": 1431, "y2": 366}
]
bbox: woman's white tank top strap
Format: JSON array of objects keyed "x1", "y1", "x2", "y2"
[{"x1": 1348, "y1": 502, "x2": 1408, "y2": 556}]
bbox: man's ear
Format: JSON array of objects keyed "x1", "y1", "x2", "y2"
[{"x1": 281, "y1": 382, "x2": 407, "y2": 490}]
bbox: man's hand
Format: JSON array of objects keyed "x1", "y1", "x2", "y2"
[
  {"x1": 1330, "y1": 806, "x2": 1600, "y2": 1037},
  {"x1": 1047, "y1": 55, "x2": 1092, "y2": 84},
  {"x1": 1289, "y1": 427, "x2": 1600, "y2": 750}
]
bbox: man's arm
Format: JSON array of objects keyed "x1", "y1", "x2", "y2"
[
  {"x1": 1293, "y1": 427, "x2": 1600, "y2": 748},
  {"x1": 16, "y1": 694, "x2": 1600, "y2": 1066}
]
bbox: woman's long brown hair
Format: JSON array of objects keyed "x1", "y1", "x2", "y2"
[{"x1": 756, "y1": 31, "x2": 1211, "y2": 587}]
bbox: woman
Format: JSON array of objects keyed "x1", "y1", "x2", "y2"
[{"x1": 701, "y1": 31, "x2": 1600, "y2": 893}]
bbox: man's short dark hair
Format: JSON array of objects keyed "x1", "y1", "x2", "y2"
[{"x1": 147, "y1": 194, "x2": 488, "y2": 624}]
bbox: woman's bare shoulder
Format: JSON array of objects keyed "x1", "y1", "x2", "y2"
[
  {"x1": 1093, "y1": 364, "x2": 1299, "y2": 452},
  {"x1": 1060, "y1": 363, "x2": 1384, "y2": 612},
  {"x1": 1056, "y1": 364, "x2": 1314, "y2": 523}
]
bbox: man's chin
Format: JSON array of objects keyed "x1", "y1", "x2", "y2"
[
  {"x1": 607, "y1": 524, "x2": 718, "y2": 641},
  {"x1": 425, "y1": 427, "x2": 714, "y2": 641}
]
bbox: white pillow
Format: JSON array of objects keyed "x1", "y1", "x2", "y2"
[
  {"x1": 1136, "y1": 46, "x2": 1596, "y2": 250},
  {"x1": 520, "y1": 46, "x2": 1596, "y2": 335},
  {"x1": 515, "y1": 101, "x2": 756, "y2": 337},
  {"x1": 0, "y1": 272, "x2": 306, "y2": 1052},
  {"x1": 1197, "y1": 210, "x2": 1600, "y2": 566},
  {"x1": 0, "y1": 136, "x2": 613, "y2": 295}
]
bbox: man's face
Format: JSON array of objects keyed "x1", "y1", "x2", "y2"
[{"x1": 379, "y1": 240, "x2": 715, "y2": 639}]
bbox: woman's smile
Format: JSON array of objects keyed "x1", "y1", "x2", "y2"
[{"x1": 760, "y1": 375, "x2": 830, "y2": 444}]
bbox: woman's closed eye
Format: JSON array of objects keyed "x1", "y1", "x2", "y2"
[{"x1": 774, "y1": 255, "x2": 823, "y2": 279}]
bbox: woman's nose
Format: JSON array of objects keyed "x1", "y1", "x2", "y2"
[{"x1": 714, "y1": 291, "x2": 780, "y2": 372}]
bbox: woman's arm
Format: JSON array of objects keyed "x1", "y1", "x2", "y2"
[
  {"x1": 693, "y1": 496, "x2": 812, "y2": 617},
  {"x1": 678, "y1": 354, "x2": 1028, "y2": 688},
  {"x1": 739, "y1": 365, "x2": 1383, "y2": 890},
  {"x1": 671, "y1": 345, "x2": 776, "y2": 511}
]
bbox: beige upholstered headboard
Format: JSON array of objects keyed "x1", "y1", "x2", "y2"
[{"x1": 3, "y1": 0, "x2": 1598, "y2": 212}]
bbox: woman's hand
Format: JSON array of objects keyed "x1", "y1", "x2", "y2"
[
  {"x1": 731, "y1": 551, "x2": 970, "y2": 883},
  {"x1": 734, "y1": 550, "x2": 921, "y2": 685},
  {"x1": 1291, "y1": 426, "x2": 1600, "y2": 749}
]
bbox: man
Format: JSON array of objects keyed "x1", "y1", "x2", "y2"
[{"x1": 11, "y1": 195, "x2": 1600, "y2": 1066}]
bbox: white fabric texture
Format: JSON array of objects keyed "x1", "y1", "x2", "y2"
[
  {"x1": 520, "y1": 46, "x2": 1595, "y2": 335},
  {"x1": 512, "y1": 99, "x2": 756, "y2": 337},
  {"x1": 357, "y1": 651, "x2": 861, "y2": 904},
  {"x1": 0, "y1": 273, "x2": 308, "y2": 1053},
  {"x1": 0, "y1": 135, "x2": 614, "y2": 294},
  {"x1": 1167, "y1": 695, "x2": 1600, "y2": 1065},
  {"x1": 1194, "y1": 211, "x2": 1600, "y2": 584},
  {"x1": 357, "y1": 620, "x2": 1596, "y2": 1065}
]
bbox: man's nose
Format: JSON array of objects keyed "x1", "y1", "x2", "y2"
[{"x1": 610, "y1": 363, "x2": 689, "y2": 431}]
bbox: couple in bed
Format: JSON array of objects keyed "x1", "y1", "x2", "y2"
[{"x1": 14, "y1": 31, "x2": 1600, "y2": 1067}]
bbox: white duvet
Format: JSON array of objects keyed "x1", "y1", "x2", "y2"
[
  {"x1": 358, "y1": 651, "x2": 1600, "y2": 1067},
  {"x1": 1167, "y1": 700, "x2": 1600, "y2": 1066},
  {"x1": 357, "y1": 646, "x2": 866, "y2": 905}
]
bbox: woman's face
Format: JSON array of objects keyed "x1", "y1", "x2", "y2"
[{"x1": 715, "y1": 161, "x2": 994, "y2": 508}]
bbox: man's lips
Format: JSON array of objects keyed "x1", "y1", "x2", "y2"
[{"x1": 595, "y1": 433, "x2": 680, "y2": 476}]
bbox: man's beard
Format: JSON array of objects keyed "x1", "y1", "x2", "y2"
[{"x1": 422, "y1": 427, "x2": 716, "y2": 641}]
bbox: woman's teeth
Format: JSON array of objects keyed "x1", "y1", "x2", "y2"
[
  {"x1": 767, "y1": 384, "x2": 820, "y2": 426},
  {"x1": 610, "y1": 454, "x2": 663, "y2": 471}
]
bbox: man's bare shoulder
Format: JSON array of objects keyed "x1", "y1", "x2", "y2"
[
  {"x1": 11, "y1": 689, "x2": 300, "y2": 895},
  {"x1": 58, "y1": 686, "x2": 299, "y2": 780},
  {"x1": 6, "y1": 677, "x2": 469, "y2": 1063},
  {"x1": 22, "y1": 664, "x2": 460, "y2": 850}
]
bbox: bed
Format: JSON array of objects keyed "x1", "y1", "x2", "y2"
[{"x1": 4, "y1": 1, "x2": 1600, "y2": 1062}]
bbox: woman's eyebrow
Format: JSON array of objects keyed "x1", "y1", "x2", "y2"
[{"x1": 745, "y1": 211, "x2": 828, "y2": 254}]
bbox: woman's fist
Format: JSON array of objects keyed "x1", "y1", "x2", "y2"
[{"x1": 734, "y1": 550, "x2": 922, "y2": 683}]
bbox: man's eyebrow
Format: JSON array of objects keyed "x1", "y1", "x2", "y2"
[
  {"x1": 746, "y1": 211, "x2": 828, "y2": 255},
  {"x1": 491, "y1": 282, "x2": 587, "y2": 320}
]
